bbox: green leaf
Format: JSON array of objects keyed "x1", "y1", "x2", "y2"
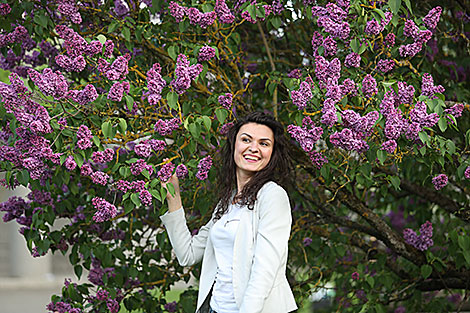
[
  {"x1": 271, "y1": 17, "x2": 281, "y2": 29},
  {"x1": 421, "y1": 264, "x2": 432, "y2": 279},
  {"x1": 366, "y1": 276, "x2": 375, "y2": 288},
  {"x1": 438, "y1": 117, "x2": 448, "y2": 132},
  {"x1": 418, "y1": 131, "x2": 429, "y2": 145},
  {"x1": 131, "y1": 193, "x2": 141, "y2": 206},
  {"x1": 118, "y1": 118, "x2": 127, "y2": 134},
  {"x1": 403, "y1": 0, "x2": 412, "y2": 13},
  {"x1": 377, "y1": 149, "x2": 387, "y2": 164},
  {"x1": 149, "y1": 189, "x2": 162, "y2": 202},
  {"x1": 168, "y1": 46, "x2": 177, "y2": 61},
  {"x1": 101, "y1": 121, "x2": 113, "y2": 139},
  {"x1": 446, "y1": 140, "x2": 456, "y2": 155},
  {"x1": 350, "y1": 38, "x2": 360, "y2": 53},
  {"x1": 389, "y1": 176, "x2": 401, "y2": 190},
  {"x1": 166, "y1": 92, "x2": 178, "y2": 110},
  {"x1": 93, "y1": 136, "x2": 101, "y2": 148},
  {"x1": 458, "y1": 236, "x2": 470, "y2": 251},
  {"x1": 74, "y1": 265, "x2": 83, "y2": 280},
  {"x1": 202, "y1": 116, "x2": 211, "y2": 132},
  {"x1": 246, "y1": 4, "x2": 256, "y2": 20},
  {"x1": 108, "y1": 21, "x2": 119, "y2": 33},
  {"x1": 74, "y1": 153, "x2": 84, "y2": 168},
  {"x1": 215, "y1": 108, "x2": 228, "y2": 124},
  {"x1": 17, "y1": 170, "x2": 30, "y2": 186},
  {"x1": 166, "y1": 182, "x2": 175, "y2": 197},
  {"x1": 389, "y1": 0, "x2": 402, "y2": 14},
  {"x1": 122, "y1": 27, "x2": 131, "y2": 42},
  {"x1": 125, "y1": 95, "x2": 134, "y2": 111},
  {"x1": 96, "y1": 34, "x2": 107, "y2": 44}
]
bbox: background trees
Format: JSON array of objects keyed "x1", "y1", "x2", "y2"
[{"x1": 0, "y1": 0, "x2": 469, "y2": 312}]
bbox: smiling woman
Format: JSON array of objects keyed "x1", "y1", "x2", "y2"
[{"x1": 160, "y1": 112, "x2": 296, "y2": 313}]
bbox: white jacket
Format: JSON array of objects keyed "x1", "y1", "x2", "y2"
[{"x1": 160, "y1": 181, "x2": 298, "y2": 313}]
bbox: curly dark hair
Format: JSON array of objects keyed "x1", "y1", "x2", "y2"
[{"x1": 214, "y1": 112, "x2": 293, "y2": 220}]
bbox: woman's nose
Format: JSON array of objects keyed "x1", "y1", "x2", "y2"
[{"x1": 249, "y1": 142, "x2": 259, "y2": 152}]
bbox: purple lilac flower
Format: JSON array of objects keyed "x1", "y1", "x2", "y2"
[
  {"x1": 403, "y1": 221, "x2": 433, "y2": 251},
  {"x1": 321, "y1": 98, "x2": 338, "y2": 127},
  {"x1": 134, "y1": 142, "x2": 152, "y2": 158},
  {"x1": 171, "y1": 54, "x2": 202, "y2": 94},
  {"x1": 175, "y1": 164, "x2": 188, "y2": 179},
  {"x1": 146, "y1": 62, "x2": 166, "y2": 105},
  {"x1": 421, "y1": 73, "x2": 445, "y2": 98},
  {"x1": 116, "y1": 180, "x2": 131, "y2": 193},
  {"x1": 196, "y1": 155, "x2": 212, "y2": 180},
  {"x1": 91, "y1": 171, "x2": 109, "y2": 186},
  {"x1": 215, "y1": 0, "x2": 235, "y2": 23},
  {"x1": 395, "y1": 306, "x2": 406, "y2": 313},
  {"x1": 409, "y1": 101, "x2": 439, "y2": 128},
  {"x1": 287, "y1": 69, "x2": 302, "y2": 79},
  {"x1": 76, "y1": 124, "x2": 93, "y2": 149},
  {"x1": 220, "y1": 122, "x2": 234, "y2": 135},
  {"x1": 403, "y1": 19, "x2": 419, "y2": 39},
  {"x1": 65, "y1": 155, "x2": 77, "y2": 171},
  {"x1": 381, "y1": 140, "x2": 397, "y2": 153},
  {"x1": 309, "y1": 150, "x2": 328, "y2": 169},
  {"x1": 377, "y1": 59, "x2": 395, "y2": 73},
  {"x1": 351, "y1": 272, "x2": 359, "y2": 280},
  {"x1": 432, "y1": 174, "x2": 448, "y2": 190},
  {"x1": 218, "y1": 93, "x2": 233, "y2": 109},
  {"x1": 329, "y1": 128, "x2": 369, "y2": 153},
  {"x1": 92, "y1": 197, "x2": 117, "y2": 222},
  {"x1": 108, "y1": 81, "x2": 129, "y2": 101},
  {"x1": 423, "y1": 7, "x2": 442, "y2": 30},
  {"x1": 315, "y1": 56, "x2": 341, "y2": 88},
  {"x1": 132, "y1": 180, "x2": 146, "y2": 192},
  {"x1": 322, "y1": 36, "x2": 337, "y2": 56},
  {"x1": 107, "y1": 299, "x2": 119, "y2": 313},
  {"x1": 169, "y1": 1, "x2": 186, "y2": 22},
  {"x1": 81, "y1": 163, "x2": 93, "y2": 176},
  {"x1": 27, "y1": 68, "x2": 68, "y2": 99},
  {"x1": 344, "y1": 52, "x2": 360, "y2": 68},
  {"x1": 341, "y1": 110, "x2": 379, "y2": 138},
  {"x1": 361, "y1": 74, "x2": 377, "y2": 98},
  {"x1": 113, "y1": 0, "x2": 128, "y2": 17},
  {"x1": 130, "y1": 159, "x2": 153, "y2": 176},
  {"x1": 287, "y1": 117, "x2": 323, "y2": 152},
  {"x1": 311, "y1": 31, "x2": 324, "y2": 55},
  {"x1": 198, "y1": 46, "x2": 216, "y2": 62},
  {"x1": 465, "y1": 166, "x2": 470, "y2": 179},
  {"x1": 149, "y1": 139, "x2": 166, "y2": 151},
  {"x1": 67, "y1": 84, "x2": 99, "y2": 106},
  {"x1": 164, "y1": 301, "x2": 178, "y2": 313},
  {"x1": 0, "y1": 196, "x2": 29, "y2": 223},
  {"x1": 58, "y1": 0, "x2": 82, "y2": 24},
  {"x1": 97, "y1": 289, "x2": 109, "y2": 301},
  {"x1": 157, "y1": 162, "x2": 175, "y2": 182},
  {"x1": 365, "y1": 19, "x2": 381, "y2": 35},
  {"x1": 385, "y1": 33, "x2": 395, "y2": 47},
  {"x1": 291, "y1": 81, "x2": 313, "y2": 110},
  {"x1": 55, "y1": 54, "x2": 86, "y2": 72},
  {"x1": 303, "y1": 237, "x2": 312, "y2": 246},
  {"x1": 0, "y1": 3, "x2": 11, "y2": 15},
  {"x1": 340, "y1": 78, "x2": 357, "y2": 96},
  {"x1": 399, "y1": 42, "x2": 423, "y2": 58},
  {"x1": 139, "y1": 190, "x2": 152, "y2": 206},
  {"x1": 154, "y1": 117, "x2": 181, "y2": 136},
  {"x1": 397, "y1": 81, "x2": 415, "y2": 104}
]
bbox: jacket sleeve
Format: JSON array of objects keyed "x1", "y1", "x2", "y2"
[
  {"x1": 160, "y1": 208, "x2": 213, "y2": 267},
  {"x1": 239, "y1": 183, "x2": 292, "y2": 313}
]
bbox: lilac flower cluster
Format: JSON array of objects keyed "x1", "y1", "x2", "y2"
[
  {"x1": 155, "y1": 117, "x2": 181, "y2": 136},
  {"x1": 287, "y1": 69, "x2": 302, "y2": 79},
  {"x1": 399, "y1": 15, "x2": 436, "y2": 58},
  {"x1": 0, "y1": 26, "x2": 29, "y2": 49},
  {"x1": 361, "y1": 74, "x2": 377, "y2": 98},
  {"x1": 423, "y1": 6, "x2": 442, "y2": 30},
  {"x1": 241, "y1": 5, "x2": 275, "y2": 24},
  {"x1": 169, "y1": 2, "x2": 218, "y2": 28},
  {"x1": 421, "y1": 73, "x2": 445, "y2": 98},
  {"x1": 139, "y1": 190, "x2": 152, "y2": 206},
  {"x1": 92, "y1": 197, "x2": 117, "y2": 222},
  {"x1": 157, "y1": 162, "x2": 175, "y2": 182},
  {"x1": 145, "y1": 63, "x2": 166, "y2": 105},
  {"x1": 287, "y1": 116, "x2": 323, "y2": 153},
  {"x1": 220, "y1": 122, "x2": 234, "y2": 135},
  {"x1": 311, "y1": 31, "x2": 323, "y2": 56},
  {"x1": 218, "y1": 93, "x2": 233, "y2": 109},
  {"x1": 76, "y1": 125, "x2": 93, "y2": 150},
  {"x1": 107, "y1": 81, "x2": 130, "y2": 102},
  {"x1": 92, "y1": 148, "x2": 114, "y2": 163},
  {"x1": 330, "y1": 128, "x2": 369, "y2": 153},
  {"x1": 81, "y1": 163, "x2": 93, "y2": 176},
  {"x1": 65, "y1": 155, "x2": 77, "y2": 171},
  {"x1": 46, "y1": 301, "x2": 81, "y2": 313},
  {"x1": 28, "y1": 68, "x2": 68, "y2": 99},
  {"x1": 341, "y1": 110, "x2": 379, "y2": 138},
  {"x1": 397, "y1": 81, "x2": 415, "y2": 105},
  {"x1": 175, "y1": 164, "x2": 188, "y2": 179},
  {"x1": 444, "y1": 103, "x2": 464, "y2": 122},
  {"x1": 115, "y1": 180, "x2": 146, "y2": 193},
  {"x1": 312, "y1": 3, "x2": 350, "y2": 40},
  {"x1": 91, "y1": 171, "x2": 109, "y2": 185},
  {"x1": 344, "y1": 52, "x2": 360, "y2": 68},
  {"x1": 380, "y1": 91, "x2": 406, "y2": 140},
  {"x1": 322, "y1": 36, "x2": 337, "y2": 56},
  {"x1": 0, "y1": 196, "x2": 30, "y2": 223},
  {"x1": 308, "y1": 150, "x2": 329, "y2": 169},
  {"x1": 57, "y1": 0, "x2": 82, "y2": 24},
  {"x1": 88, "y1": 258, "x2": 115, "y2": 286},
  {"x1": 171, "y1": 54, "x2": 203, "y2": 94},
  {"x1": 55, "y1": 54, "x2": 86, "y2": 72},
  {"x1": 215, "y1": 0, "x2": 235, "y2": 24},
  {"x1": 377, "y1": 59, "x2": 395, "y2": 73},
  {"x1": 198, "y1": 46, "x2": 216, "y2": 62},
  {"x1": 164, "y1": 301, "x2": 178, "y2": 313},
  {"x1": 385, "y1": 33, "x2": 396, "y2": 47},
  {"x1": 364, "y1": 11, "x2": 392, "y2": 36},
  {"x1": 409, "y1": 101, "x2": 439, "y2": 128},
  {"x1": 403, "y1": 221, "x2": 433, "y2": 251},
  {"x1": 0, "y1": 3, "x2": 11, "y2": 16},
  {"x1": 97, "y1": 55, "x2": 130, "y2": 81},
  {"x1": 67, "y1": 84, "x2": 99, "y2": 105},
  {"x1": 465, "y1": 167, "x2": 470, "y2": 179},
  {"x1": 381, "y1": 140, "x2": 397, "y2": 153},
  {"x1": 290, "y1": 81, "x2": 312, "y2": 110},
  {"x1": 432, "y1": 174, "x2": 448, "y2": 190},
  {"x1": 196, "y1": 155, "x2": 212, "y2": 180},
  {"x1": 314, "y1": 56, "x2": 341, "y2": 88},
  {"x1": 340, "y1": 78, "x2": 358, "y2": 96},
  {"x1": 130, "y1": 159, "x2": 153, "y2": 176}
]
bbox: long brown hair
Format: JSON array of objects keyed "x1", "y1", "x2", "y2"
[{"x1": 214, "y1": 112, "x2": 292, "y2": 220}]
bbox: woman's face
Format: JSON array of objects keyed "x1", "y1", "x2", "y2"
[{"x1": 233, "y1": 122, "x2": 274, "y2": 179}]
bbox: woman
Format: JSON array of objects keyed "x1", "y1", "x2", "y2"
[{"x1": 160, "y1": 112, "x2": 297, "y2": 313}]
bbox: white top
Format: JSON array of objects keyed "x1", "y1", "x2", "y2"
[{"x1": 209, "y1": 202, "x2": 243, "y2": 313}]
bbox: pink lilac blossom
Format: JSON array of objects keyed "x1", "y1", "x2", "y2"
[
  {"x1": 403, "y1": 19, "x2": 420, "y2": 39},
  {"x1": 196, "y1": 155, "x2": 212, "y2": 180},
  {"x1": 157, "y1": 162, "x2": 175, "y2": 182},
  {"x1": 385, "y1": 33, "x2": 395, "y2": 47},
  {"x1": 220, "y1": 122, "x2": 234, "y2": 135},
  {"x1": 397, "y1": 81, "x2": 415, "y2": 104},
  {"x1": 107, "y1": 81, "x2": 129, "y2": 101},
  {"x1": 134, "y1": 142, "x2": 152, "y2": 158},
  {"x1": 421, "y1": 73, "x2": 445, "y2": 98},
  {"x1": 423, "y1": 7, "x2": 442, "y2": 30},
  {"x1": 198, "y1": 46, "x2": 216, "y2": 62},
  {"x1": 0, "y1": 3, "x2": 11, "y2": 16},
  {"x1": 104, "y1": 40, "x2": 114, "y2": 58},
  {"x1": 76, "y1": 125, "x2": 93, "y2": 150},
  {"x1": 92, "y1": 197, "x2": 117, "y2": 222},
  {"x1": 139, "y1": 190, "x2": 152, "y2": 206},
  {"x1": 365, "y1": 19, "x2": 381, "y2": 35},
  {"x1": 171, "y1": 54, "x2": 203, "y2": 94},
  {"x1": 465, "y1": 167, "x2": 470, "y2": 179},
  {"x1": 149, "y1": 139, "x2": 166, "y2": 151},
  {"x1": 65, "y1": 155, "x2": 77, "y2": 171},
  {"x1": 361, "y1": 74, "x2": 377, "y2": 98},
  {"x1": 322, "y1": 36, "x2": 337, "y2": 56},
  {"x1": 330, "y1": 128, "x2": 369, "y2": 153},
  {"x1": 314, "y1": 56, "x2": 341, "y2": 87},
  {"x1": 67, "y1": 84, "x2": 99, "y2": 106},
  {"x1": 311, "y1": 31, "x2": 324, "y2": 56},
  {"x1": 146, "y1": 62, "x2": 166, "y2": 105},
  {"x1": 351, "y1": 272, "x2": 359, "y2": 280},
  {"x1": 381, "y1": 140, "x2": 397, "y2": 153},
  {"x1": 309, "y1": 150, "x2": 328, "y2": 169},
  {"x1": 287, "y1": 117, "x2": 323, "y2": 152},
  {"x1": 91, "y1": 171, "x2": 109, "y2": 185},
  {"x1": 58, "y1": 0, "x2": 82, "y2": 24},
  {"x1": 344, "y1": 52, "x2": 360, "y2": 68},
  {"x1": 169, "y1": 1, "x2": 186, "y2": 22},
  {"x1": 340, "y1": 78, "x2": 357, "y2": 96},
  {"x1": 0, "y1": 196, "x2": 29, "y2": 223},
  {"x1": 215, "y1": 0, "x2": 235, "y2": 24},
  {"x1": 403, "y1": 221, "x2": 433, "y2": 251},
  {"x1": 384, "y1": 111, "x2": 406, "y2": 140},
  {"x1": 175, "y1": 164, "x2": 188, "y2": 179},
  {"x1": 132, "y1": 180, "x2": 146, "y2": 192},
  {"x1": 81, "y1": 163, "x2": 93, "y2": 176},
  {"x1": 291, "y1": 81, "x2": 313, "y2": 110},
  {"x1": 321, "y1": 98, "x2": 338, "y2": 127},
  {"x1": 377, "y1": 59, "x2": 395, "y2": 73},
  {"x1": 409, "y1": 101, "x2": 439, "y2": 128},
  {"x1": 55, "y1": 54, "x2": 86, "y2": 72},
  {"x1": 287, "y1": 69, "x2": 302, "y2": 79},
  {"x1": 116, "y1": 180, "x2": 131, "y2": 193},
  {"x1": 341, "y1": 110, "x2": 379, "y2": 137},
  {"x1": 399, "y1": 42, "x2": 423, "y2": 58},
  {"x1": 432, "y1": 174, "x2": 448, "y2": 190},
  {"x1": 218, "y1": 93, "x2": 233, "y2": 109},
  {"x1": 27, "y1": 68, "x2": 68, "y2": 99},
  {"x1": 97, "y1": 289, "x2": 109, "y2": 301},
  {"x1": 164, "y1": 301, "x2": 178, "y2": 313},
  {"x1": 154, "y1": 117, "x2": 181, "y2": 136},
  {"x1": 55, "y1": 25, "x2": 87, "y2": 58},
  {"x1": 444, "y1": 103, "x2": 464, "y2": 121}
]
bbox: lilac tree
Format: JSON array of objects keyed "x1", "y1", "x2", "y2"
[{"x1": 0, "y1": 0, "x2": 469, "y2": 312}]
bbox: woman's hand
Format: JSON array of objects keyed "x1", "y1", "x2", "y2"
[{"x1": 161, "y1": 173, "x2": 183, "y2": 213}]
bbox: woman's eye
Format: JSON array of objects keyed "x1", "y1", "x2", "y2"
[{"x1": 242, "y1": 138, "x2": 250, "y2": 142}]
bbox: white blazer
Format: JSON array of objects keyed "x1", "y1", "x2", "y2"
[{"x1": 160, "y1": 181, "x2": 298, "y2": 313}]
